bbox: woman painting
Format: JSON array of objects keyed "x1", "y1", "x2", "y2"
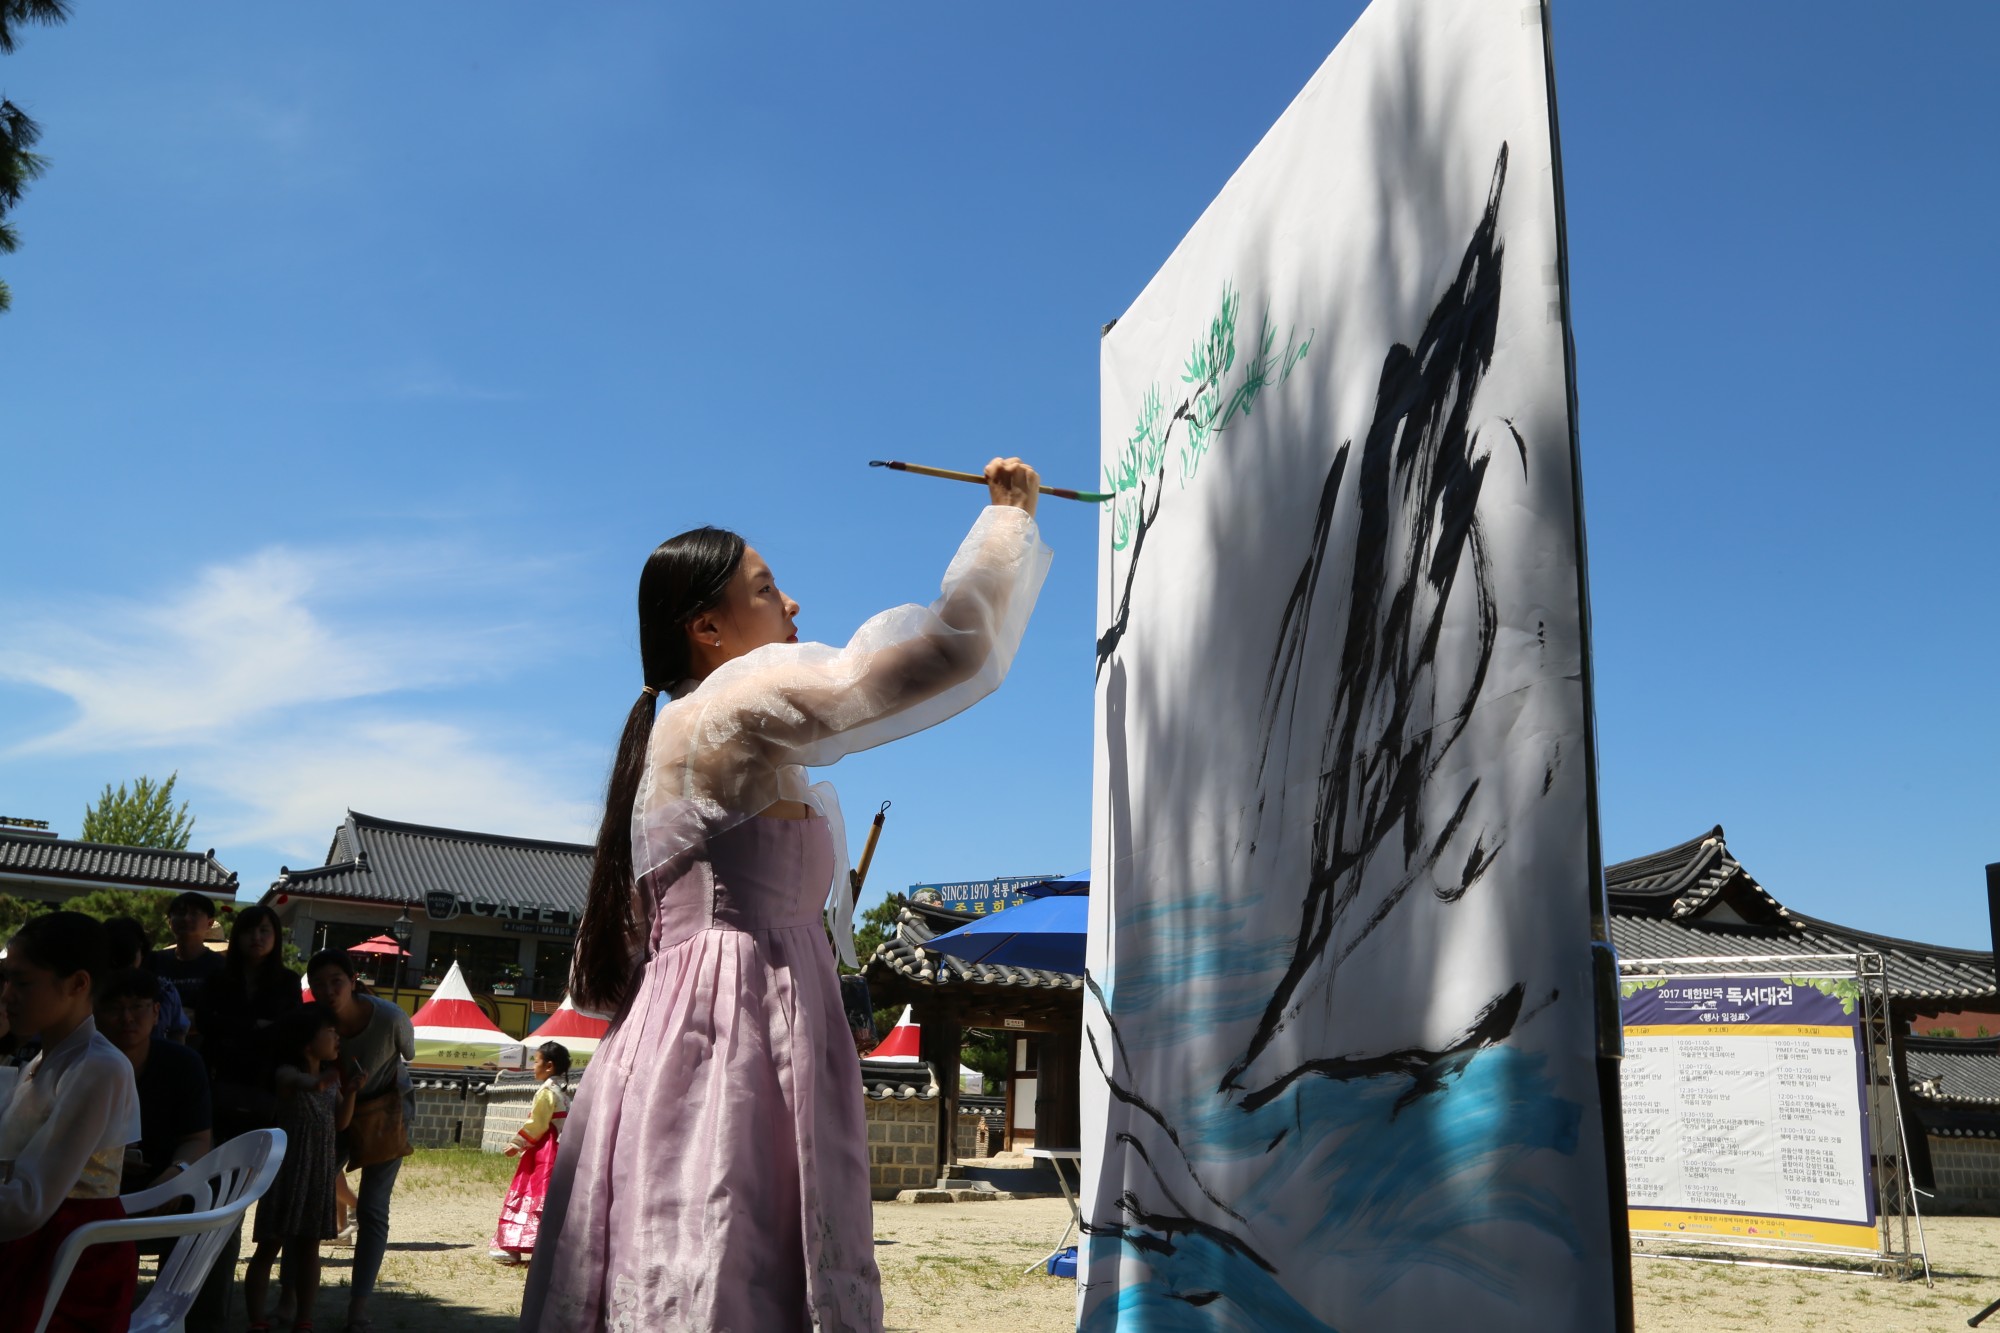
[{"x1": 520, "y1": 459, "x2": 1050, "y2": 1332}]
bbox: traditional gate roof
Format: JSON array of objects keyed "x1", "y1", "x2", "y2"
[
  {"x1": 864, "y1": 899, "x2": 1082, "y2": 1031},
  {"x1": 866, "y1": 899, "x2": 1083, "y2": 993},
  {"x1": 1607, "y1": 826, "x2": 1995, "y2": 1009}
]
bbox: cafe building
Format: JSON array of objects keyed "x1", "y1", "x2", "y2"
[{"x1": 263, "y1": 810, "x2": 589, "y2": 1032}]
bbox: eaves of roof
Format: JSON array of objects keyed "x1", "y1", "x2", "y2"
[
  {"x1": 864, "y1": 906, "x2": 1083, "y2": 994},
  {"x1": 0, "y1": 834, "x2": 238, "y2": 895},
  {"x1": 859, "y1": 1057, "x2": 938, "y2": 1101},
  {"x1": 1605, "y1": 825, "x2": 1792, "y2": 925},
  {"x1": 1906, "y1": 1037, "x2": 2000, "y2": 1108},
  {"x1": 1611, "y1": 912, "x2": 1995, "y2": 1005},
  {"x1": 265, "y1": 810, "x2": 591, "y2": 916}
]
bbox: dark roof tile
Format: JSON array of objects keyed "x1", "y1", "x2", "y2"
[
  {"x1": 864, "y1": 901, "x2": 1083, "y2": 994},
  {"x1": 0, "y1": 835, "x2": 237, "y2": 895},
  {"x1": 265, "y1": 811, "x2": 590, "y2": 915},
  {"x1": 1609, "y1": 828, "x2": 1994, "y2": 1005}
]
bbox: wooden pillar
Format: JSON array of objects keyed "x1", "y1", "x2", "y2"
[
  {"x1": 1035, "y1": 1023, "x2": 1082, "y2": 1152},
  {"x1": 918, "y1": 1006, "x2": 963, "y2": 1179}
]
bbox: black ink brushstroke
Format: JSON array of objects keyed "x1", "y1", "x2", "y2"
[
  {"x1": 1087, "y1": 1024, "x2": 1245, "y2": 1224},
  {"x1": 1117, "y1": 1132, "x2": 1247, "y2": 1227},
  {"x1": 1503, "y1": 416, "x2": 1527, "y2": 476},
  {"x1": 1253, "y1": 444, "x2": 1352, "y2": 793},
  {"x1": 1114, "y1": 1194, "x2": 1278, "y2": 1272},
  {"x1": 1238, "y1": 984, "x2": 1524, "y2": 1115},
  {"x1": 1095, "y1": 478, "x2": 1163, "y2": 677},
  {"x1": 1088, "y1": 144, "x2": 1551, "y2": 1297},
  {"x1": 1226, "y1": 143, "x2": 1514, "y2": 1095}
]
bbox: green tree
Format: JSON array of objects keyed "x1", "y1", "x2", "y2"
[
  {"x1": 958, "y1": 1029, "x2": 1007, "y2": 1094},
  {"x1": 0, "y1": 892, "x2": 36, "y2": 942},
  {"x1": 849, "y1": 893, "x2": 907, "y2": 973},
  {"x1": 62, "y1": 887, "x2": 174, "y2": 950},
  {"x1": 81, "y1": 772, "x2": 195, "y2": 850},
  {"x1": 0, "y1": 0, "x2": 70, "y2": 314}
]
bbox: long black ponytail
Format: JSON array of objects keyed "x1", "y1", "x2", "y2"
[{"x1": 572, "y1": 526, "x2": 746, "y2": 1013}]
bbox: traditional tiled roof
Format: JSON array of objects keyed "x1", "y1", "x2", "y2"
[
  {"x1": 266, "y1": 811, "x2": 590, "y2": 915},
  {"x1": 860, "y1": 1057, "x2": 938, "y2": 1101},
  {"x1": 865, "y1": 900, "x2": 1083, "y2": 993},
  {"x1": 1607, "y1": 826, "x2": 1791, "y2": 925},
  {"x1": 1907, "y1": 1037, "x2": 2000, "y2": 1108},
  {"x1": 1607, "y1": 827, "x2": 1996, "y2": 1007},
  {"x1": 0, "y1": 834, "x2": 238, "y2": 897}
]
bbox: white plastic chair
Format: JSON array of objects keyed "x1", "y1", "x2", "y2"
[{"x1": 35, "y1": 1127, "x2": 287, "y2": 1333}]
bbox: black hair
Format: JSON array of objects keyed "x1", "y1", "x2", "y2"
[
  {"x1": 102, "y1": 916, "x2": 152, "y2": 971},
  {"x1": 536, "y1": 1040, "x2": 572, "y2": 1078},
  {"x1": 573, "y1": 526, "x2": 746, "y2": 1014},
  {"x1": 222, "y1": 904, "x2": 295, "y2": 990},
  {"x1": 272, "y1": 1003, "x2": 338, "y2": 1073},
  {"x1": 8, "y1": 912, "x2": 111, "y2": 993},
  {"x1": 166, "y1": 891, "x2": 217, "y2": 920},
  {"x1": 305, "y1": 945, "x2": 373, "y2": 999},
  {"x1": 98, "y1": 967, "x2": 160, "y2": 1007}
]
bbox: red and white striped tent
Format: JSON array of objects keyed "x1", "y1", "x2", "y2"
[
  {"x1": 408, "y1": 962, "x2": 510, "y2": 1067},
  {"x1": 500, "y1": 995, "x2": 609, "y2": 1071},
  {"x1": 865, "y1": 1005, "x2": 921, "y2": 1062}
]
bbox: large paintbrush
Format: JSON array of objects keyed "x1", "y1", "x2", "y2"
[{"x1": 869, "y1": 459, "x2": 1111, "y2": 504}]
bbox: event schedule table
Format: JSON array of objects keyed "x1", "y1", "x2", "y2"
[{"x1": 1621, "y1": 978, "x2": 1877, "y2": 1251}]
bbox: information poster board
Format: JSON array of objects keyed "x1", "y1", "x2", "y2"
[{"x1": 1621, "y1": 974, "x2": 1877, "y2": 1252}]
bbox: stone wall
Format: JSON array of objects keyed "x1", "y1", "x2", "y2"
[
  {"x1": 865, "y1": 1097, "x2": 937, "y2": 1200},
  {"x1": 409, "y1": 1075, "x2": 490, "y2": 1149},
  {"x1": 479, "y1": 1073, "x2": 558, "y2": 1154},
  {"x1": 955, "y1": 1108, "x2": 987, "y2": 1161},
  {"x1": 1929, "y1": 1134, "x2": 2000, "y2": 1210}
]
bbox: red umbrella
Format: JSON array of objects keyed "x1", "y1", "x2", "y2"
[{"x1": 346, "y1": 935, "x2": 409, "y2": 956}]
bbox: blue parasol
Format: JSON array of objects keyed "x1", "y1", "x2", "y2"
[{"x1": 926, "y1": 878, "x2": 1087, "y2": 973}]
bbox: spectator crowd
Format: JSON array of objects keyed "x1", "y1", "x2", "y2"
[{"x1": 0, "y1": 896, "x2": 416, "y2": 1333}]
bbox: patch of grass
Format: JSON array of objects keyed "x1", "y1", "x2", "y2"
[{"x1": 397, "y1": 1147, "x2": 517, "y2": 1193}]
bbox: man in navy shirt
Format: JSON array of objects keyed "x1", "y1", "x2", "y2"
[
  {"x1": 149, "y1": 892, "x2": 226, "y2": 1040},
  {"x1": 96, "y1": 968, "x2": 212, "y2": 1190}
]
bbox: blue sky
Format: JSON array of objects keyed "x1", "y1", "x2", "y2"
[{"x1": 2, "y1": 4, "x2": 1994, "y2": 946}]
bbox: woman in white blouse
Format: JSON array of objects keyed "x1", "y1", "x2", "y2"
[{"x1": 0, "y1": 912, "x2": 142, "y2": 1333}]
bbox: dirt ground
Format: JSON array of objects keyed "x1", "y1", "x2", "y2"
[{"x1": 199, "y1": 1151, "x2": 2000, "y2": 1331}]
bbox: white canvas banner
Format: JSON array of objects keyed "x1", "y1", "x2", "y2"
[{"x1": 1082, "y1": 0, "x2": 1621, "y2": 1327}]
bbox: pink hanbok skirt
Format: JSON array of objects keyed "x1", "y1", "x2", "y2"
[
  {"x1": 519, "y1": 815, "x2": 883, "y2": 1332},
  {"x1": 494, "y1": 1115, "x2": 563, "y2": 1253}
]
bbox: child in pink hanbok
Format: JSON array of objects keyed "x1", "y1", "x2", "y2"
[
  {"x1": 520, "y1": 459, "x2": 1050, "y2": 1333},
  {"x1": 491, "y1": 1041, "x2": 570, "y2": 1264}
]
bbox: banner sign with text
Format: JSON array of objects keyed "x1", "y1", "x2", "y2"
[
  {"x1": 1621, "y1": 974, "x2": 1876, "y2": 1252},
  {"x1": 909, "y1": 875, "x2": 1057, "y2": 917}
]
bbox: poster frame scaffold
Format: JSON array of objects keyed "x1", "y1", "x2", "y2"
[{"x1": 1616, "y1": 950, "x2": 1932, "y2": 1283}]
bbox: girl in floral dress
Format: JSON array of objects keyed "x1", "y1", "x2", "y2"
[{"x1": 246, "y1": 1005, "x2": 356, "y2": 1333}]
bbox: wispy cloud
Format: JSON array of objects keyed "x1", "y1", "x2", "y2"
[
  {"x1": 203, "y1": 716, "x2": 599, "y2": 863},
  {"x1": 1, "y1": 543, "x2": 538, "y2": 754},
  {"x1": 0, "y1": 541, "x2": 598, "y2": 878}
]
